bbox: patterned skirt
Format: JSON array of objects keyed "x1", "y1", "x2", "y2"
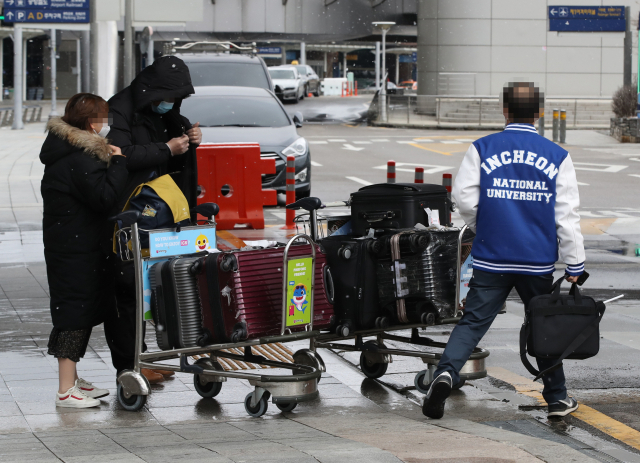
[{"x1": 47, "y1": 327, "x2": 93, "y2": 363}]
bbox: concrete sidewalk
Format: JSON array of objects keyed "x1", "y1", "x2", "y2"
[{"x1": 0, "y1": 121, "x2": 612, "y2": 462}]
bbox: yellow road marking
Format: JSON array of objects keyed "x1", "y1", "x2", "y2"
[
  {"x1": 216, "y1": 230, "x2": 246, "y2": 249},
  {"x1": 580, "y1": 218, "x2": 616, "y2": 236},
  {"x1": 488, "y1": 366, "x2": 640, "y2": 451},
  {"x1": 408, "y1": 143, "x2": 455, "y2": 156}
]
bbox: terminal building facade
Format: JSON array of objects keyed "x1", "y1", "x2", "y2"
[{"x1": 0, "y1": 0, "x2": 638, "y2": 101}]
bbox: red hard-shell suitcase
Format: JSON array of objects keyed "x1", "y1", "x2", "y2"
[{"x1": 192, "y1": 244, "x2": 335, "y2": 344}]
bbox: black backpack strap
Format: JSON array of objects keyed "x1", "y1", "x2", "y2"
[{"x1": 520, "y1": 301, "x2": 606, "y2": 381}]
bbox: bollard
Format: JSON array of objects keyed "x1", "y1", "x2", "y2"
[
  {"x1": 442, "y1": 173, "x2": 453, "y2": 225},
  {"x1": 387, "y1": 160, "x2": 396, "y2": 183},
  {"x1": 284, "y1": 155, "x2": 296, "y2": 229},
  {"x1": 414, "y1": 167, "x2": 424, "y2": 183},
  {"x1": 538, "y1": 110, "x2": 545, "y2": 137},
  {"x1": 552, "y1": 108, "x2": 559, "y2": 142},
  {"x1": 559, "y1": 109, "x2": 566, "y2": 144}
]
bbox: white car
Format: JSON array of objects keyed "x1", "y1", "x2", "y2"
[{"x1": 268, "y1": 66, "x2": 305, "y2": 103}]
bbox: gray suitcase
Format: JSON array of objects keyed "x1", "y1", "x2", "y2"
[{"x1": 149, "y1": 256, "x2": 204, "y2": 350}]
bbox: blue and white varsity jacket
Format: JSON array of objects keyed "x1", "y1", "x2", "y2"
[{"x1": 452, "y1": 123, "x2": 585, "y2": 276}]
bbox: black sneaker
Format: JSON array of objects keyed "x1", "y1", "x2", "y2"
[
  {"x1": 548, "y1": 397, "x2": 579, "y2": 417},
  {"x1": 422, "y1": 372, "x2": 452, "y2": 419}
]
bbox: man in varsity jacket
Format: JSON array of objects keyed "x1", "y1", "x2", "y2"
[{"x1": 423, "y1": 82, "x2": 585, "y2": 419}]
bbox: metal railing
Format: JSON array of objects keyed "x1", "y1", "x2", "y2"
[
  {"x1": 0, "y1": 105, "x2": 42, "y2": 127},
  {"x1": 372, "y1": 95, "x2": 614, "y2": 129}
]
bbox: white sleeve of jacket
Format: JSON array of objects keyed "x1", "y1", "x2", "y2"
[
  {"x1": 555, "y1": 154, "x2": 586, "y2": 275},
  {"x1": 452, "y1": 144, "x2": 481, "y2": 232}
]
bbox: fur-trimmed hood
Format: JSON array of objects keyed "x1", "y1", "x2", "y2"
[{"x1": 41, "y1": 117, "x2": 112, "y2": 166}]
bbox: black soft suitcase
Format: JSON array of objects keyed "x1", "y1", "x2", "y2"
[
  {"x1": 349, "y1": 183, "x2": 451, "y2": 236},
  {"x1": 321, "y1": 235, "x2": 388, "y2": 336},
  {"x1": 375, "y1": 228, "x2": 459, "y2": 324},
  {"x1": 149, "y1": 255, "x2": 204, "y2": 350}
]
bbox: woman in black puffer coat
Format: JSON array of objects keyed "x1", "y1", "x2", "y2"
[{"x1": 40, "y1": 93, "x2": 127, "y2": 408}]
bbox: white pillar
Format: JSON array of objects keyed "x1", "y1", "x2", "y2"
[
  {"x1": 375, "y1": 41, "x2": 380, "y2": 89},
  {"x1": 50, "y1": 28, "x2": 58, "y2": 117},
  {"x1": 147, "y1": 38, "x2": 154, "y2": 66},
  {"x1": 76, "y1": 38, "x2": 81, "y2": 93},
  {"x1": 12, "y1": 25, "x2": 23, "y2": 130},
  {"x1": 323, "y1": 51, "x2": 327, "y2": 78},
  {"x1": 395, "y1": 53, "x2": 400, "y2": 84},
  {"x1": 343, "y1": 52, "x2": 347, "y2": 78},
  {"x1": 381, "y1": 30, "x2": 387, "y2": 89},
  {"x1": 81, "y1": 30, "x2": 90, "y2": 92},
  {"x1": 300, "y1": 41, "x2": 306, "y2": 65},
  {"x1": 91, "y1": 20, "x2": 118, "y2": 99},
  {"x1": 124, "y1": 0, "x2": 133, "y2": 85},
  {"x1": 0, "y1": 38, "x2": 3, "y2": 102}
]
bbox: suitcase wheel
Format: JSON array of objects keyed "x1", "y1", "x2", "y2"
[
  {"x1": 117, "y1": 383, "x2": 147, "y2": 412},
  {"x1": 420, "y1": 312, "x2": 436, "y2": 326},
  {"x1": 335, "y1": 324, "x2": 350, "y2": 337},
  {"x1": 244, "y1": 391, "x2": 269, "y2": 418},
  {"x1": 220, "y1": 254, "x2": 238, "y2": 272},
  {"x1": 375, "y1": 317, "x2": 390, "y2": 329},
  {"x1": 276, "y1": 402, "x2": 297, "y2": 413}
]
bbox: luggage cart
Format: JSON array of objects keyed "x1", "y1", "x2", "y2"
[
  {"x1": 112, "y1": 206, "x2": 324, "y2": 417},
  {"x1": 290, "y1": 199, "x2": 489, "y2": 393}
]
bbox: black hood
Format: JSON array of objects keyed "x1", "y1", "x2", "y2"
[
  {"x1": 40, "y1": 132, "x2": 75, "y2": 166},
  {"x1": 131, "y1": 56, "x2": 195, "y2": 112}
]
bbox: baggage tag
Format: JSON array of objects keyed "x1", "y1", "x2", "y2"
[
  {"x1": 392, "y1": 261, "x2": 409, "y2": 297},
  {"x1": 424, "y1": 208, "x2": 441, "y2": 227}
]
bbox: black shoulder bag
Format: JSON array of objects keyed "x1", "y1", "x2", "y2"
[{"x1": 519, "y1": 278, "x2": 606, "y2": 381}]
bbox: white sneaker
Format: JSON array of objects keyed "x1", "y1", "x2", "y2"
[
  {"x1": 77, "y1": 378, "x2": 109, "y2": 399},
  {"x1": 56, "y1": 384, "x2": 101, "y2": 408}
]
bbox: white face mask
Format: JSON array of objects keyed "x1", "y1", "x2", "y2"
[{"x1": 94, "y1": 124, "x2": 110, "y2": 138}]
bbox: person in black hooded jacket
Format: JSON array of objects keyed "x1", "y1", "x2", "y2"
[
  {"x1": 40, "y1": 93, "x2": 127, "y2": 408},
  {"x1": 105, "y1": 55, "x2": 201, "y2": 382}
]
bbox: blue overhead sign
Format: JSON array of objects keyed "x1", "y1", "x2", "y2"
[
  {"x1": 3, "y1": 8, "x2": 89, "y2": 23},
  {"x1": 549, "y1": 6, "x2": 626, "y2": 32},
  {"x1": 257, "y1": 47, "x2": 282, "y2": 55},
  {"x1": 4, "y1": 0, "x2": 89, "y2": 8}
]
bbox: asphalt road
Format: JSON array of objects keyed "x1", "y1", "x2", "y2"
[{"x1": 289, "y1": 95, "x2": 640, "y2": 461}]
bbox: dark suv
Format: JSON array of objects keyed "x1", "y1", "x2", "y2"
[{"x1": 176, "y1": 51, "x2": 274, "y2": 92}]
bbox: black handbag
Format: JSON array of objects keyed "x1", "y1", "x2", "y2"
[{"x1": 519, "y1": 278, "x2": 606, "y2": 381}]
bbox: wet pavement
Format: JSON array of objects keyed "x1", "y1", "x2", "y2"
[{"x1": 1, "y1": 108, "x2": 640, "y2": 462}]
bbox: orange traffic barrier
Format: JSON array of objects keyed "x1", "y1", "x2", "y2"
[{"x1": 196, "y1": 143, "x2": 277, "y2": 230}]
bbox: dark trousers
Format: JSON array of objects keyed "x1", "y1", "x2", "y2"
[
  {"x1": 434, "y1": 269, "x2": 567, "y2": 404},
  {"x1": 104, "y1": 260, "x2": 146, "y2": 374}
]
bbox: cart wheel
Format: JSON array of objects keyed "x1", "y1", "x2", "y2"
[
  {"x1": 194, "y1": 375, "x2": 222, "y2": 398},
  {"x1": 276, "y1": 402, "x2": 297, "y2": 413},
  {"x1": 193, "y1": 359, "x2": 223, "y2": 399},
  {"x1": 117, "y1": 383, "x2": 147, "y2": 411},
  {"x1": 244, "y1": 392, "x2": 269, "y2": 418},
  {"x1": 414, "y1": 370, "x2": 430, "y2": 394},
  {"x1": 452, "y1": 379, "x2": 466, "y2": 390},
  {"x1": 359, "y1": 341, "x2": 389, "y2": 379}
]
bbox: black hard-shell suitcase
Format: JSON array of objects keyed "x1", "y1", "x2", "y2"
[
  {"x1": 376, "y1": 228, "x2": 459, "y2": 323},
  {"x1": 349, "y1": 183, "x2": 450, "y2": 236},
  {"x1": 321, "y1": 235, "x2": 388, "y2": 336},
  {"x1": 149, "y1": 255, "x2": 204, "y2": 350}
]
